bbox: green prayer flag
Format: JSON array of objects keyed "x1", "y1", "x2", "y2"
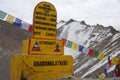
[
  {"x1": 94, "y1": 51, "x2": 99, "y2": 58},
  {"x1": 0, "y1": 10, "x2": 7, "y2": 20},
  {"x1": 66, "y1": 40, "x2": 73, "y2": 48}
]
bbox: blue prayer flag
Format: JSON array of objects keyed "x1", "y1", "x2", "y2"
[
  {"x1": 79, "y1": 45, "x2": 84, "y2": 52},
  {"x1": 104, "y1": 69, "x2": 108, "y2": 77},
  {"x1": 14, "y1": 18, "x2": 22, "y2": 27}
]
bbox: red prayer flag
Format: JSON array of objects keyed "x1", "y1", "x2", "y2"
[
  {"x1": 108, "y1": 60, "x2": 112, "y2": 66},
  {"x1": 88, "y1": 49, "x2": 94, "y2": 57},
  {"x1": 62, "y1": 38, "x2": 67, "y2": 46},
  {"x1": 28, "y1": 25, "x2": 33, "y2": 32}
]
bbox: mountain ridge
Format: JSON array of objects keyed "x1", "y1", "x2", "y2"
[
  {"x1": 0, "y1": 20, "x2": 32, "y2": 80},
  {"x1": 0, "y1": 19, "x2": 120, "y2": 79},
  {"x1": 57, "y1": 19, "x2": 120, "y2": 78}
]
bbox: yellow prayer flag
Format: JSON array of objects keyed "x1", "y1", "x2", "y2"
[
  {"x1": 72, "y1": 42, "x2": 79, "y2": 50},
  {"x1": 6, "y1": 14, "x2": 15, "y2": 24},
  {"x1": 98, "y1": 52, "x2": 104, "y2": 60},
  {"x1": 99, "y1": 73, "x2": 105, "y2": 79},
  {"x1": 112, "y1": 57, "x2": 119, "y2": 65}
]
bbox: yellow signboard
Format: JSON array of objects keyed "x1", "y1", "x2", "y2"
[
  {"x1": 33, "y1": 1, "x2": 57, "y2": 39},
  {"x1": 10, "y1": 55, "x2": 74, "y2": 80},
  {"x1": 22, "y1": 39, "x2": 29, "y2": 54},
  {"x1": 22, "y1": 38, "x2": 64, "y2": 55}
]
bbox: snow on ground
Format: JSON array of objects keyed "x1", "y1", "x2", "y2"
[
  {"x1": 57, "y1": 21, "x2": 66, "y2": 29},
  {"x1": 111, "y1": 33, "x2": 120, "y2": 42},
  {"x1": 74, "y1": 58, "x2": 97, "y2": 74},
  {"x1": 81, "y1": 51, "x2": 120, "y2": 78},
  {"x1": 59, "y1": 21, "x2": 120, "y2": 78}
]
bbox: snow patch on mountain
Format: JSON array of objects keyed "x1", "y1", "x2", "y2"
[{"x1": 57, "y1": 19, "x2": 120, "y2": 78}]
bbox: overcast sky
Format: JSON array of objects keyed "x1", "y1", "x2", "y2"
[{"x1": 0, "y1": 0, "x2": 120, "y2": 30}]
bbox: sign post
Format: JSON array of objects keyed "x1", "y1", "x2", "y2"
[
  {"x1": 33, "y1": 1, "x2": 57, "y2": 39},
  {"x1": 10, "y1": 1, "x2": 74, "y2": 80},
  {"x1": 10, "y1": 55, "x2": 73, "y2": 80},
  {"x1": 22, "y1": 38, "x2": 64, "y2": 55}
]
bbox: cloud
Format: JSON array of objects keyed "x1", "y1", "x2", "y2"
[{"x1": 0, "y1": 0, "x2": 120, "y2": 30}]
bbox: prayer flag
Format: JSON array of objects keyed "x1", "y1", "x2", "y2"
[
  {"x1": 28, "y1": 24, "x2": 33, "y2": 32},
  {"x1": 21, "y1": 21, "x2": 30, "y2": 30},
  {"x1": 104, "y1": 69, "x2": 108, "y2": 77},
  {"x1": 88, "y1": 49, "x2": 94, "y2": 57},
  {"x1": 62, "y1": 38, "x2": 67, "y2": 46},
  {"x1": 99, "y1": 73, "x2": 105, "y2": 79},
  {"x1": 14, "y1": 18, "x2": 22, "y2": 27},
  {"x1": 107, "y1": 56, "x2": 112, "y2": 66},
  {"x1": 0, "y1": 10, "x2": 7, "y2": 20},
  {"x1": 106, "y1": 64, "x2": 110, "y2": 71},
  {"x1": 93, "y1": 51, "x2": 99, "y2": 58},
  {"x1": 98, "y1": 52, "x2": 104, "y2": 60},
  {"x1": 112, "y1": 57, "x2": 119, "y2": 65},
  {"x1": 78, "y1": 45, "x2": 84, "y2": 52},
  {"x1": 66, "y1": 40, "x2": 73, "y2": 48},
  {"x1": 83, "y1": 47, "x2": 89, "y2": 55},
  {"x1": 72, "y1": 42, "x2": 79, "y2": 50},
  {"x1": 6, "y1": 14, "x2": 15, "y2": 24}
]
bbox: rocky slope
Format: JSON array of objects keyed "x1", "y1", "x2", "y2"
[
  {"x1": 0, "y1": 20, "x2": 31, "y2": 80},
  {"x1": 57, "y1": 19, "x2": 120, "y2": 78},
  {"x1": 0, "y1": 18, "x2": 120, "y2": 79}
]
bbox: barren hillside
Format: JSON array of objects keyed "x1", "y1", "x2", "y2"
[{"x1": 0, "y1": 20, "x2": 31, "y2": 80}]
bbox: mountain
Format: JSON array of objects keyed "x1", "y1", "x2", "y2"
[
  {"x1": 0, "y1": 18, "x2": 120, "y2": 79},
  {"x1": 0, "y1": 20, "x2": 32, "y2": 80},
  {"x1": 57, "y1": 19, "x2": 120, "y2": 78}
]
